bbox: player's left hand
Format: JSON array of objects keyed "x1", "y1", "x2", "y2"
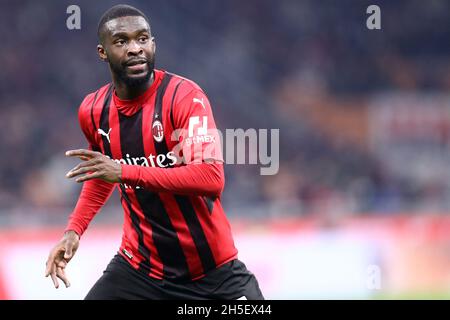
[{"x1": 65, "y1": 149, "x2": 122, "y2": 183}]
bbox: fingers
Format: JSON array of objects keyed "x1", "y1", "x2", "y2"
[
  {"x1": 45, "y1": 260, "x2": 52, "y2": 277},
  {"x1": 49, "y1": 263, "x2": 60, "y2": 289},
  {"x1": 66, "y1": 165, "x2": 98, "y2": 178},
  {"x1": 57, "y1": 260, "x2": 67, "y2": 268},
  {"x1": 46, "y1": 241, "x2": 76, "y2": 289},
  {"x1": 65, "y1": 149, "x2": 100, "y2": 159},
  {"x1": 67, "y1": 158, "x2": 101, "y2": 177},
  {"x1": 56, "y1": 267, "x2": 71, "y2": 288},
  {"x1": 47, "y1": 259, "x2": 70, "y2": 289},
  {"x1": 65, "y1": 152, "x2": 104, "y2": 179},
  {"x1": 45, "y1": 250, "x2": 61, "y2": 288},
  {"x1": 45, "y1": 250, "x2": 58, "y2": 277},
  {"x1": 75, "y1": 171, "x2": 103, "y2": 183}
]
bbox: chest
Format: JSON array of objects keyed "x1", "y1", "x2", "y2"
[{"x1": 95, "y1": 105, "x2": 176, "y2": 167}]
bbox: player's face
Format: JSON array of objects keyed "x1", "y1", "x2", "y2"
[{"x1": 99, "y1": 16, "x2": 156, "y2": 87}]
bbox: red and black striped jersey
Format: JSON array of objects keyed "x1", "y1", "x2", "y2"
[{"x1": 66, "y1": 69, "x2": 238, "y2": 281}]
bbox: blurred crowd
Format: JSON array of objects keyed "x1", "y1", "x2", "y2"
[{"x1": 1, "y1": 0, "x2": 450, "y2": 223}]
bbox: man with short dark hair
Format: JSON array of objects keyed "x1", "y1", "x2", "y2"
[{"x1": 45, "y1": 4, "x2": 263, "y2": 300}]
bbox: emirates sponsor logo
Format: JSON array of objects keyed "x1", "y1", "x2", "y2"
[
  {"x1": 107, "y1": 151, "x2": 177, "y2": 168},
  {"x1": 107, "y1": 152, "x2": 178, "y2": 189}
]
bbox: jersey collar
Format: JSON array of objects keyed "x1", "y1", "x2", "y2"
[{"x1": 112, "y1": 69, "x2": 164, "y2": 116}]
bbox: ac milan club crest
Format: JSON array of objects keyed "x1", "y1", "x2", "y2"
[{"x1": 152, "y1": 120, "x2": 164, "y2": 142}]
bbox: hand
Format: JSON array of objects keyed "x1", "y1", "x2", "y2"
[
  {"x1": 45, "y1": 230, "x2": 80, "y2": 288},
  {"x1": 65, "y1": 149, "x2": 122, "y2": 183}
]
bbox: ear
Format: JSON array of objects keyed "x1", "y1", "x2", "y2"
[
  {"x1": 151, "y1": 37, "x2": 156, "y2": 54},
  {"x1": 97, "y1": 44, "x2": 108, "y2": 62}
]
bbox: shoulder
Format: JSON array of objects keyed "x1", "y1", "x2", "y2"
[
  {"x1": 166, "y1": 71, "x2": 206, "y2": 101},
  {"x1": 78, "y1": 83, "x2": 111, "y2": 130},
  {"x1": 78, "y1": 83, "x2": 111, "y2": 117}
]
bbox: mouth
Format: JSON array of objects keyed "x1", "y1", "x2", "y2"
[{"x1": 125, "y1": 59, "x2": 148, "y2": 73}]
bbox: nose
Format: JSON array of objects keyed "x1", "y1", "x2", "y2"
[{"x1": 127, "y1": 40, "x2": 143, "y2": 56}]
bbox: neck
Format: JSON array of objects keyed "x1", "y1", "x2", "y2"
[{"x1": 112, "y1": 71, "x2": 154, "y2": 100}]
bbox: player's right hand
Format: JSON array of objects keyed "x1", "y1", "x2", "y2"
[{"x1": 45, "y1": 230, "x2": 80, "y2": 288}]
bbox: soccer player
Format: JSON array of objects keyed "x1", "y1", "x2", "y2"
[{"x1": 44, "y1": 4, "x2": 263, "y2": 300}]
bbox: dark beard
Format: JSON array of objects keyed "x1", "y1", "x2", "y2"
[{"x1": 110, "y1": 58, "x2": 155, "y2": 87}]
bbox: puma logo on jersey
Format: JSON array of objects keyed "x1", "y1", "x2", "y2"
[
  {"x1": 98, "y1": 128, "x2": 112, "y2": 143},
  {"x1": 193, "y1": 97, "x2": 206, "y2": 110}
]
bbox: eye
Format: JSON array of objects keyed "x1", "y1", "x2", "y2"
[
  {"x1": 115, "y1": 39, "x2": 126, "y2": 46},
  {"x1": 138, "y1": 36, "x2": 148, "y2": 43}
]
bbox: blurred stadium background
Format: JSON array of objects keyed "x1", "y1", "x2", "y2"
[{"x1": 1, "y1": 0, "x2": 450, "y2": 299}]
